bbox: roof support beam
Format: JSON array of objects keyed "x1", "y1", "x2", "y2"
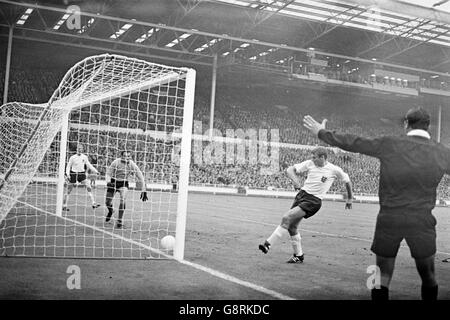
[
  {"x1": 338, "y1": 0, "x2": 450, "y2": 26},
  {"x1": 356, "y1": 17, "x2": 425, "y2": 57},
  {"x1": 0, "y1": 6, "x2": 9, "y2": 26},
  {"x1": 382, "y1": 26, "x2": 450, "y2": 61},
  {"x1": 0, "y1": 33, "x2": 212, "y2": 66},
  {"x1": 1, "y1": 0, "x2": 450, "y2": 76},
  {"x1": 3, "y1": 25, "x2": 211, "y2": 61},
  {"x1": 172, "y1": 0, "x2": 206, "y2": 25},
  {"x1": 298, "y1": 4, "x2": 368, "y2": 49},
  {"x1": 431, "y1": 47, "x2": 450, "y2": 68}
]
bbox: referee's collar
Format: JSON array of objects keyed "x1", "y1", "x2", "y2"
[{"x1": 407, "y1": 129, "x2": 431, "y2": 140}]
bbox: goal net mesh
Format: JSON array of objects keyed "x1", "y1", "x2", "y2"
[{"x1": 0, "y1": 54, "x2": 194, "y2": 259}]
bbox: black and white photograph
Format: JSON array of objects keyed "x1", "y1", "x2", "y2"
[{"x1": 1, "y1": 0, "x2": 450, "y2": 309}]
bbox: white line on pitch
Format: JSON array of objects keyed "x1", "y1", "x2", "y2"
[
  {"x1": 8, "y1": 199, "x2": 295, "y2": 300},
  {"x1": 179, "y1": 259, "x2": 294, "y2": 300}
]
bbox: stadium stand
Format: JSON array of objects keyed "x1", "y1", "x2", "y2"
[{"x1": 2, "y1": 66, "x2": 450, "y2": 200}]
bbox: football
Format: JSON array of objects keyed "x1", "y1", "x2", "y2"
[{"x1": 160, "y1": 235, "x2": 175, "y2": 250}]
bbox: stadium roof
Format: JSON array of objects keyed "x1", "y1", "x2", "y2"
[{"x1": 1, "y1": 0, "x2": 450, "y2": 82}]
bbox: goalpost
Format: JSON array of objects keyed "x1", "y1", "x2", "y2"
[{"x1": 0, "y1": 54, "x2": 195, "y2": 260}]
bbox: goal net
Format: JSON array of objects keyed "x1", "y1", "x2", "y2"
[{"x1": 0, "y1": 54, "x2": 195, "y2": 260}]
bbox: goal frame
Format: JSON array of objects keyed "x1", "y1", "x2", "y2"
[
  {"x1": 173, "y1": 69, "x2": 195, "y2": 260},
  {"x1": 54, "y1": 66, "x2": 196, "y2": 260},
  {"x1": 1, "y1": 54, "x2": 196, "y2": 261}
]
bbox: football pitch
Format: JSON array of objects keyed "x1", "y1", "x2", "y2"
[{"x1": 1, "y1": 191, "x2": 449, "y2": 300}]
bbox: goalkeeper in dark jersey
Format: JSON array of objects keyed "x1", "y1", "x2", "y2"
[{"x1": 105, "y1": 150, "x2": 148, "y2": 228}]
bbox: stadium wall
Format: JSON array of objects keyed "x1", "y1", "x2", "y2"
[
  {"x1": 31, "y1": 178, "x2": 449, "y2": 206},
  {"x1": 188, "y1": 186, "x2": 449, "y2": 207}
]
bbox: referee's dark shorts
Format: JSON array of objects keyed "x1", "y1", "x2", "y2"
[
  {"x1": 371, "y1": 209, "x2": 437, "y2": 259},
  {"x1": 291, "y1": 189, "x2": 322, "y2": 219}
]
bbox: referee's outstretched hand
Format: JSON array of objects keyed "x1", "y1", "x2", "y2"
[
  {"x1": 303, "y1": 115, "x2": 328, "y2": 136},
  {"x1": 140, "y1": 191, "x2": 148, "y2": 202}
]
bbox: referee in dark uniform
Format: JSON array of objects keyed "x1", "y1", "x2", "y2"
[{"x1": 303, "y1": 107, "x2": 450, "y2": 300}]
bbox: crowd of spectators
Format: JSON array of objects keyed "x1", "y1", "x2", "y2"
[
  {"x1": 3, "y1": 66, "x2": 450, "y2": 200},
  {"x1": 39, "y1": 128, "x2": 179, "y2": 185},
  {"x1": 0, "y1": 68, "x2": 63, "y2": 104},
  {"x1": 196, "y1": 86, "x2": 413, "y2": 145},
  {"x1": 189, "y1": 147, "x2": 382, "y2": 195}
]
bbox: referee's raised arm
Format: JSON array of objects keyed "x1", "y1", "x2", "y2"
[{"x1": 303, "y1": 115, "x2": 383, "y2": 157}]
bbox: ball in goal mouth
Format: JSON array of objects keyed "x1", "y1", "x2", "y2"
[{"x1": 160, "y1": 235, "x2": 176, "y2": 250}]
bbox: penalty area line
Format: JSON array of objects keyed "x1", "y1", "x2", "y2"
[
  {"x1": 179, "y1": 259, "x2": 295, "y2": 300},
  {"x1": 5, "y1": 199, "x2": 294, "y2": 300}
]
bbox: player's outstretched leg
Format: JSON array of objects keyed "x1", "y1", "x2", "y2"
[
  {"x1": 259, "y1": 225, "x2": 288, "y2": 254},
  {"x1": 259, "y1": 207, "x2": 305, "y2": 258}
]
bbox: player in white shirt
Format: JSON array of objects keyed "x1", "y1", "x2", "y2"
[
  {"x1": 63, "y1": 144, "x2": 100, "y2": 211},
  {"x1": 259, "y1": 147, "x2": 353, "y2": 263}
]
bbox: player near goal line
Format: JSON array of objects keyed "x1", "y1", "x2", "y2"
[
  {"x1": 63, "y1": 144, "x2": 101, "y2": 211},
  {"x1": 259, "y1": 147, "x2": 353, "y2": 263},
  {"x1": 105, "y1": 150, "x2": 148, "y2": 229}
]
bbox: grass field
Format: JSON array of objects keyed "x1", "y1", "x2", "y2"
[{"x1": 1, "y1": 190, "x2": 449, "y2": 300}]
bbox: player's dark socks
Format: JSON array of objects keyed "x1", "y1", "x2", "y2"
[
  {"x1": 421, "y1": 285, "x2": 438, "y2": 300},
  {"x1": 371, "y1": 286, "x2": 389, "y2": 300},
  {"x1": 118, "y1": 203, "x2": 125, "y2": 221},
  {"x1": 116, "y1": 219, "x2": 122, "y2": 228},
  {"x1": 105, "y1": 208, "x2": 113, "y2": 222}
]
